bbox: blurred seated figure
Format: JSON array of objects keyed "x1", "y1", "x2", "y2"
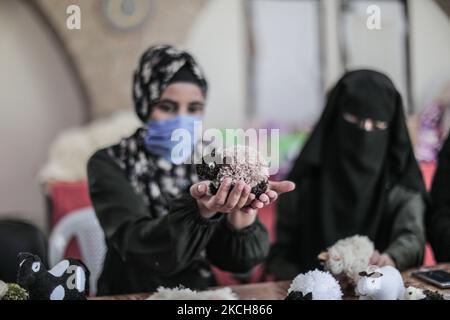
[
  {"x1": 267, "y1": 70, "x2": 427, "y2": 280},
  {"x1": 88, "y1": 45, "x2": 295, "y2": 295},
  {"x1": 0, "y1": 219, "x2": 47, "y2": 282},
  {"x1": 428, "y1": 135, "x2": 450, "y2": 262},
  {"x1": 415, "y1": 82, "x2": 450, "y2": 163}
]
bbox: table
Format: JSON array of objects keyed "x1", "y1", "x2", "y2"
[{"x1": 91, "y1": 264, "x2": 449, "y2": 300}]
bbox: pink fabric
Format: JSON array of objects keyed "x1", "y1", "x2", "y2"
[
  {"x1": 420, "y1": 162, "x2": 437, "y2": 191},
  {"x1": 420, "y1": 162, "x2": 437, "y2": 266},
  {"x1": 212, "y1": 202, "x2": 276, "y2": 285},
  {"x1": 48, "y1": 181, "x2": 92, "y2": 260},
  {"x1": 48, "y1": 181, "x2": 92, "y2": 226}
]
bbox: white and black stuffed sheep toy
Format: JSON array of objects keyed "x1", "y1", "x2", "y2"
[
  {"x1": 356, "y1": 265, "x2": 404, "y2": 300},
  {"x1": 16, "y1": 253, "x2": 90, "y2": 300},
  {"x1": 196, "y1": 146, "x2": 270, "y2": 198}
]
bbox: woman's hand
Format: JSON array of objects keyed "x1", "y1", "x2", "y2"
[
  {"x1": 369, "y1": 250, "x2": 396, "y2": 267},
  {"x1": 190, "y1": 179, "x2": 296, "y2": 230},
  {"x1": 241, "y1": 181, "x2": 296, "y2": 214},
  {"x1": 229, "y1": 180, "x2": 296, "y2": 229}
]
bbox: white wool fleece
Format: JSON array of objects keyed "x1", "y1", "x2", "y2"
[
  {"x1": 325, "y1": 235, "x2": 374, "y2": 283},
  {"x1": 39, "y1": 110, "x2": 140, "y2": 183},
  {"x1": 147, "y1": 287, "x2": 238, "y2": 300}
]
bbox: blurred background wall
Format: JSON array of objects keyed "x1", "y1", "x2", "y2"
[
  {"x1": 409, "y1": 0, "x2": 450, "y2": 112},
  {"x1": 185, "y1": 0, "x2": 248, "y2": 129},
  {"x1": 0, "y1": 0, "x2": 449, "y2": 230},
  {"x1": 0, "y1": 0, "x2": 85, "y2": 230}
]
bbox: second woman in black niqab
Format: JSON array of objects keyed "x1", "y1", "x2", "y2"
[{"x1": 267, "y1": 70, "x2": 426, "y2": 279}]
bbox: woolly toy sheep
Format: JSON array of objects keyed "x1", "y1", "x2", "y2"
[
  {"x1": 318, "y1": 235, "x2": 374, "y2": 284},
  {"x1": 196, "y1": 146, "x2": 269, "y2": 198},
  {"x1": 356, "y1": 265, "x2": 404, "y2": 300},
  {"x1": 286, "y1": 270, "x2": 343, "y2": 300}
]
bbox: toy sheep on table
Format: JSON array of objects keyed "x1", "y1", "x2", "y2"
[
  {"x1": 16, "y1": 252, "x2": 90, "y2": 300},
  {"x1": 356, "y1": 265, "x2": 405, "y2": 300},
  {"x1": 318, "y1": 235, "x2": 374, "y2": 286}
]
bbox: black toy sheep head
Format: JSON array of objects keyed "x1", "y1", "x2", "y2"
[
  {"x1": 16, "y1": 253, "x2": 45, "y2": 288},
  {"x1": 17, "y1": 252, "x2": 90, "y2": 300}
]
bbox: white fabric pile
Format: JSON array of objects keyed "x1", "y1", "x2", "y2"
[
  {"x1": 39, "y1": 110, "x2": 141, "y2": 183},
  {"x1": 288, "y1": 270, "x2": 343, "y2": 300},
  {"x1": 147, "y1": 286, "x2": 238, "y2": 300}
]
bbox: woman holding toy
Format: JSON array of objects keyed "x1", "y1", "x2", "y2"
[{"x1": 88, "y1": 45, "x2": 294, "y2": 295}]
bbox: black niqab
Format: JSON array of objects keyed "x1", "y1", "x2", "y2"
[
  {"x1": 428, "y1": 135, "x2": 450, "y2": 261},
  {"x1": 287, "y1": 70, "x2": 425, "y2": 266}
]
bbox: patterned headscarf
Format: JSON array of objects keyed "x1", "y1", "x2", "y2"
[
  {"x1": 105, "y1": 45, "x2": 206, "y2": 217},
  {"x1": 133, "y1": 44, "x2": 208, "y2": 122}
]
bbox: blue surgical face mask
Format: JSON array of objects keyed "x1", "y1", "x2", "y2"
[{"x1": 144, "y1": 115, "x2": 202, "y2": 164}]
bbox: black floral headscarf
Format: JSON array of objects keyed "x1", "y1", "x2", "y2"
[
  {"x1": 133, "y1": 44, "x2": 208, "y2": 122},
  {"x1": 105, "y1": 45, "x2": 207, "y2": 217}
]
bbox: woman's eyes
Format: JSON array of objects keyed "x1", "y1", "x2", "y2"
[
  {"x1": 343, "y1": 113, "x2": 359, "y2": 125},
  {"x1": 342, "y1": 112, "x2": 388, "y2": 131},
  {"x1": 156, "y1": 102, "x2": 204, "y2": 114},
  {"x1": 375, "y1": 121, "x2": 388, "y2": 130},
  {"x1": 157, "y1": 103, "x2": 178, "y2": 113}
]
